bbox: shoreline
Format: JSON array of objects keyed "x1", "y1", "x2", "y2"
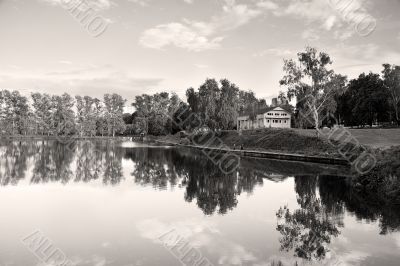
[{"x1": 155, "y1": 140, "x2": 350, "y2": 166}]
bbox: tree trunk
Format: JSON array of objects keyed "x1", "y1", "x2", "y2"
[
  {"x1": 313, "y1": 107, "x2": 319, "y2": 138},
  {"x1": 394, "y1": 104, "x2": 400, "y2": 126}
]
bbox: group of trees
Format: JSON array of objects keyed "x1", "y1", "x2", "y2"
[
  {"x1": 185, "y1": 78, "x2": 271, "y2": 130},
  {"x1": 0, "y1": 91, "x2": 126, "y2": 137},
  {"x1": 280, "y1": 46, "x2": 400, "y2": 128},
  {"x1": 129, "y1": 92, "x2": 181, "y2": 136},
  {"x1": 129, "y1": 79, "x2": 280, "y2": 135},
  {"x1": 335, "y1": 65, "x2": 400, "y2": 127}
]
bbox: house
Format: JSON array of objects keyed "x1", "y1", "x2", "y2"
[{"x1": 237, "y1": 107, "x2": 292, "y2": 130}]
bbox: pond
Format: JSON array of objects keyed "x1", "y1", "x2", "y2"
[{"x1": 0, "y1": 140, "x2": 399, "y2": 266}]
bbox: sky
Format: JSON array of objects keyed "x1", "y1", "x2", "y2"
[{"x1": 0, "y1": 0, "x2": 400, "y2": 105}]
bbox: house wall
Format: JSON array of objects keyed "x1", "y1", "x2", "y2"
[{"x1": 237, "y1": 109, "x2": 291, "y2": 130}]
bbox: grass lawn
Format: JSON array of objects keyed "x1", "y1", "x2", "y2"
[
  {"x1": 293, "y1": 128, "x2": 400, "y2": 149},
  {"x1": 348, "y1": 128, "x2": 400, "y2": 149}
]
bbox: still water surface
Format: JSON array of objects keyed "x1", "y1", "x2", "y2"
[{"x1": 0, "y1": 140, "x2": 399, "y2": 266}]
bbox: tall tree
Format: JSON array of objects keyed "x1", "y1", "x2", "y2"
[
  {"x1": 0, "y1": 90, "x2": 30, "y2": 134},
  {"x1": 103, "y1": 93, "x2": 126, "y2": 137},
  {"x1": 198, "y1": 78, "x2": 220, "y2": 130},
  {"x1": 186, "y1": 87, "x2": 199, "y2": 113},
  {"x1": 31, "y1": 93, "x2": 53, "y2": 135},
  {"x1": 280, "y1": 47, "x2": 336, "y2": 131},
  {"x1": 218, "y1": 79, "x2": 239, "y2": 129},
  {"x1": 344, "y1": 73, "x2": 390, "y2": 127},
  {"x1": 382, "y1": 64, "x2": 400, "y2": 125},
  {"x1": 51, "y1": 93, "x2": 75, "y2": 135},
  {"x1": 238, "y1": 90, "x2": 259, "y2": 123}
]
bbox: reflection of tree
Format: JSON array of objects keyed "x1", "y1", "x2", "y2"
[
  {"x1": 183, "y1": 161, "x2": 238, "y2": 215},
  {"x1": 31, "y1": 140, "x2": 74, "y2": 184},
  {"x1": 0, "y1": 140, "x2": 33, "y2": 185},
  {"x1": 125, "y1": 147, "x2": 262, "y2": 215},
  {"x1": 125, "y1": 148, "x2": 179, "y2": 189},
  {"x1": 75, "y1": 141, "x2": 104, "y2": 183},
  {"x1": 276, "y1": 176, "x2": 341, "y2": 261},
  {"x1": 102, "y1": 141, "x2": 124, "y2": 185},
  {"x1": 318, "y1": 175, "x2": 400, "y2": 235}
]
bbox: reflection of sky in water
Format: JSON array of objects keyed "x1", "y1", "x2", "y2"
[{"x1": 0, "y1": 141, "x2": 399, "y2": 266}]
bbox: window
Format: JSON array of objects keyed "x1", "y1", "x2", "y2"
[{"x1": 267, "y1": 120, "x2": 270, "y2": 123}]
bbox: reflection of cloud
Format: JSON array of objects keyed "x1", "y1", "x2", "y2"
[
  {"x1": 136, "y1": 218, "x2": 219, "y2": 240},
  {"x1": 136, "y1": 218, "x2": 260, "y2": 265},
  {"x1": 217, "y1": 244, "x2": 256, "y2": 265},
  {"x1": 334, "y1": 250, "x2": 369, "y2": 266},
  {"x1": 393, "y1": 234, "x2": 400, "y2": 249}
]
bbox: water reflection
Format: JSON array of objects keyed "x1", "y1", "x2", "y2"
[
  {"x1": 276, "y1": 176, "x2": 342, "y2": 261},
  {"x1": 1, "y1": 140, "x2": 400, "y2": 264}
]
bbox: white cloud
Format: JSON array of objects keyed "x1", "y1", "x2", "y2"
[
  {"x1": 253, "y1": 48, "x2": 294, "y2": 57},
  {"x1": 139, "y1": 22, "x2": 224, "y2": 51},
  {"x1": 58, "y1": 60, "x2": 73, "y2": 65},
  {"x1": 39, "y1": 0, "x2": 115, "y2": 10},
  {"x1": 194, "y1": 64, "x2": 209, "y2": 68},
  {"x1": 302, "y1": 28, "x2": 320, "y2": 41},
  {"x1": 256, "y1": 0, "x2": 375, "y2": 40},
  {"x1": 256, "y1": 0, "x2": 279, "y2": 11},
  {"x1": 127, "y1": 0, "x2": 150, "y2": 6},
  {"x1": 140, "y1": 0, "x2": 262, "y2": 51}
]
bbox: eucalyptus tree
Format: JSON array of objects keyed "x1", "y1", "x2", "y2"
[
  {"x1": 280, "y1": 47, "x2": 339, "y2": 131},
  {"x1": 382, "y1": 64, "x2": 400, "y2": 125}
]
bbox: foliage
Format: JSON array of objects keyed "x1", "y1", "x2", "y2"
[
  {"x1": 131, "y1": 92, "x2": 183, "y2": 136},
  {"x1": 280, "y1": 47, "x2": 346, "y2": 130},
  {"x1": 0, "y1": 90, "x2": 128, "y2": 137},
  {"x1": 337, "y1": 73, "x2": 391, "y2": 127}
]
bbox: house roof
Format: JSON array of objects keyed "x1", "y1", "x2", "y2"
[{"x1": 238, "y1": 106, "x2": 292, "y2": 117}]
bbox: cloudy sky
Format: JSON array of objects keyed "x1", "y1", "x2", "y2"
[{"x1": 0, "y1": 0, "x2": 399, "y2": 103}]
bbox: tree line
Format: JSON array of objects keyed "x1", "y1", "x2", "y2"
[
  {"x1": 0, "y1": 92, "x2": 126, "y2": 136},
  {"x1": 130, "y1": 47, "x2": 399, "y2": 135},
  {"x1": 2, "y1": 47, "x2": 399, "y2": 137}
]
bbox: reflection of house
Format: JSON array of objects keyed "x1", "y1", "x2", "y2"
[{"x1": 237, "y1": 107, "x2": 292, "y2": 130}]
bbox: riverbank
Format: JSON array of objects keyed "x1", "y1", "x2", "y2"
[
  {"x1": 157, "y1": 128, "x2": 361, "y2": 160},
  {"x1": 156, "y1": 139, "x2": 350, "y2": 166}
]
